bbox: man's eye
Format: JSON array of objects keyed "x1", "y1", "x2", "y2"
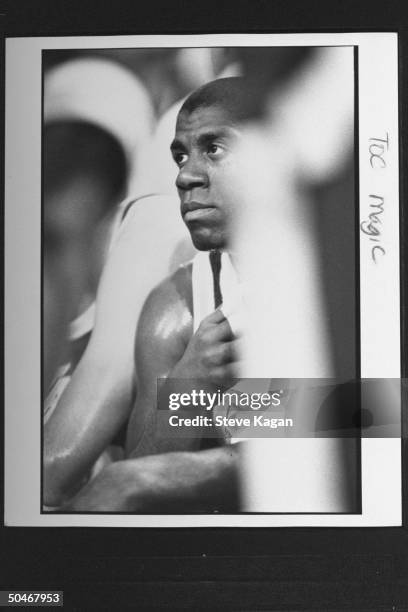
[
  {"x1": 173, "y1": 152, "x2": 188, "y2": 166},
  {"x1": 207, "y1": 143, "x2": 223, "y2": 157}
]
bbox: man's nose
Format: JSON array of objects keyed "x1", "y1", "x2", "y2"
[{"x1": 176, "y1": 157, "x2": 208, "y2": 191}]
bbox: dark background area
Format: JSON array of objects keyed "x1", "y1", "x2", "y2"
[{"x1": 2, "y1": 0, "x2": 408, "y2": 609}]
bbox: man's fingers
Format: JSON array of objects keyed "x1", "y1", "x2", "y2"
[
  {"x1": 203, "y1": 306, "x2": 226, "y2": 325},
  {"x1": 211, "y1": 362, "x2": 242, "y2": 389},
  {"x1": 217, "y1": 339, "x2": 242, "y2": 364},
  {"x1": 215, "y1": 318, "x2": 235, "y2": 341},
  {"x1": 200, "y1": 320, "x2": 235, "y2": 346},
  {"x1": 198, "y1": 311, "x2": 233, "y2": 340},
  {"x1": 200, "y1": 308, "x2": 243, "y2": 341}
]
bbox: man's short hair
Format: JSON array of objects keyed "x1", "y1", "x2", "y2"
[{"x1": 179, "y1": 76, "x2": 266, "y2": 124}]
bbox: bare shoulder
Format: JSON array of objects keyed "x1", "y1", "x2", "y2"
[
  {"x1": 135, "y1": 263, "x2": 193, "y2": 376},
  {"x1": 126, "y1": 263, "x2": 193, "y2": 455}
]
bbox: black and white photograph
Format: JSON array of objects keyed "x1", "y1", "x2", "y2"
[{"x1": 4, "y1": 33, "x2": 401, "y2": 526}]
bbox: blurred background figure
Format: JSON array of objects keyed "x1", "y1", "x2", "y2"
[
  {"x1": 43, "y1": 119, "x2": 128, "y2": 390},
  {"x1": 43, "y1": 56, "x2": 153, "y2": 391}
]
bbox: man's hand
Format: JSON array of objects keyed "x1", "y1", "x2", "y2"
[{"x1": 171, "y1": 308, "x2": 240, "y2": 389}]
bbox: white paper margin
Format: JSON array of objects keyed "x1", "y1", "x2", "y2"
[{"x1": 4, "y1": 32, "x2": 401, "y2": 526}]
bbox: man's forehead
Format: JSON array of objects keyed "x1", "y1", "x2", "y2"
[{"x1": 175, "y1": 105, "x2": 241, "y2": 135}]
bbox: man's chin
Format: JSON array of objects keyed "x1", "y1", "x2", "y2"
[
  {"x1": 188, "y1": 227, "x2": 227, "y2": 252},
  {"x1": 191, "y1": 235, "x2": 225, "y2": 251}
]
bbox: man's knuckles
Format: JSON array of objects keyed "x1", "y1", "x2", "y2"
[
  {"x1": 201, "y1": 348, "x2": 221, "y2": 369},
  {"x1": 194, "y1": 326, "x2": 221, "y2": 349},
  {"x1": 196, "y1": 320, "x2": 233, "y2": 344},
  {"x1": 210, "y1": 364, "x2": 237, "y2": 385},
  {"x1": 203, "y1": 307, "x2": 225, "y2": 324}
]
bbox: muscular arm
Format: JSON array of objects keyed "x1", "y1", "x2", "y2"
[
  {"x1": 125, "y1": 265, "x2": 199, "y2": 456},
  {"x1": 43, "y1": 196, "x2": 194, "y2": 507},
  {"x1": 62, "y1": 444, "x2": 240, "y2": 513},
  {"x1": 43, "y1": 229, "x2": 138, "y2": 507}
]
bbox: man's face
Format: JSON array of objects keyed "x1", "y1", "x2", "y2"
[{"x1": 171, "y1": 105, "x2": 243, "y2": 250}]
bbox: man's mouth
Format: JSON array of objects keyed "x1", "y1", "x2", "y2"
[{"x1": 182, "y1": 202, "x2": 217, "y2": 222}]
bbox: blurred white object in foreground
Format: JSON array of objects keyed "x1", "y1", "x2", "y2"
[{"x1": 234, "y1": 47, "x2": 358, "y2": 513}]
